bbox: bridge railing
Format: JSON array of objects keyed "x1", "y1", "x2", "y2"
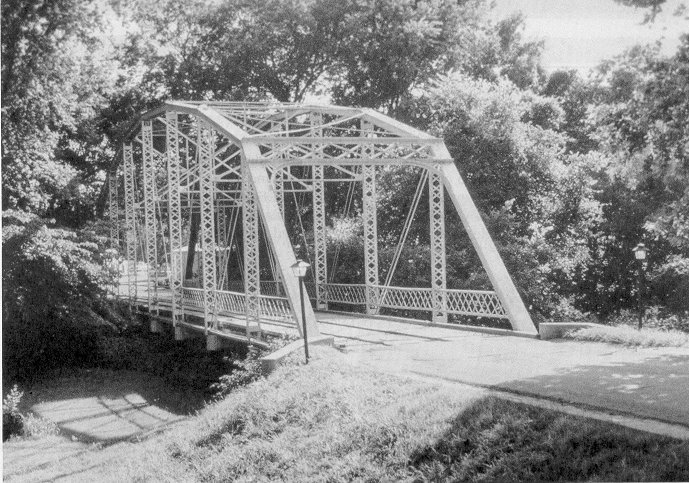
[
  {"x1": 303, "y1": 283, "x2": 507, "y2": 319},
  {"x1": 182, "y1": 287, "x2": 294, "y2": 323}
]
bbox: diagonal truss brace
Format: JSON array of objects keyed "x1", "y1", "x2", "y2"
[{"x1": 244, "y1": 142, "x2": 320, "y2": 337}]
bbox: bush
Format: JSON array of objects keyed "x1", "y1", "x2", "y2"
[
  {"x1": 2, "y1": 211, "x2": 125, "y2": 383},
  {"x1": 3, "y1": 385, "x2": 24, "y2": 441},
  {"x1": 210, "y1": 347, "x2": 267, "y2": 399}
]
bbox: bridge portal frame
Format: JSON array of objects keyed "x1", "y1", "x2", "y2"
[{"x1": 110, "y1": 101, "x2": 537, "y2": 343}]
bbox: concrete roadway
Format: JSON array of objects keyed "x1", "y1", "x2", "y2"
[{"x1": 315, "y1": 312, "x2": 689, "y2": 429}]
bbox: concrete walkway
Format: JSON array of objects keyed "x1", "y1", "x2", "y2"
[{"x1": 316, "y1": 312, "x2": 689, "y2": 429}]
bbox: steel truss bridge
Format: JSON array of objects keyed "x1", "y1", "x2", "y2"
[{"x1": 107, "y1": 101, "x2": 537, "y2": 349}]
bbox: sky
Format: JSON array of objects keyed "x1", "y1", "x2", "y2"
[{"x1": 492, "y1": 0, "x2": 688, "y2": 72}]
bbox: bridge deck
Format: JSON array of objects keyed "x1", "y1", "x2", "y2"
[{"x1": 120, "y1": 278, "x2": 506, "y2": 349}]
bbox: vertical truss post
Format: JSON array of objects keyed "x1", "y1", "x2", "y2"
[
  {"x1": 166, "y1": 111, "x2": 184, "y2": 328},
  {"x1": 142, "y1": 120, "x2": 158, "y2": 313},
  {"x1": 310, "y1": 112, "x2": 328, "y2": 310},
  {"x1": 108, "y1": 170, "x2": 119, "y2": 250},
  {"x1": 242, "y1": 165, "x2": 261, "y2": 334},
  {"x1": 123, "y1": 142, "x2": 137, "y2": 310},
  {"x1": 108, "y1": 169, "x2": 119, "y2": 297},
  {"x1": 361, "y1": 119, "x2": 379, "y2": 314},
  {"x1": 198, "y1": 121, "x2": 218, "y2": 333},
  {"x1": 362, "y1": 164, "x2": 379, "y2": 314},
  {"x1": 312, "y1": 164, "x2": 327, "y2": 309},
  {"x1": 429, "y1": 170, "x2": 447, "y2": 323},
  {"x1": 273, "y1": 167, "x2": 285, "y2": 296}
]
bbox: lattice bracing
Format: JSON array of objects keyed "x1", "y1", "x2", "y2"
[
  {"x1": 108, "y1": 170, "x2": 119, "y2": 250},
  {"x1": 166, "y1": 111, "x2": 184, "y2": 326},
  {"x1": 242, "y1": 166, "x2": 261, "y2": 333},
  {"x1": 312, "y1": 164, "x2": 328, "y2": 309},
  {"x1": 123, "y1": 143, "x2": 137, "y2": 307},
  {"x1": 142, "y1": 120, "x2": 158, "y2": 312},
  {"x1": 445, "y1": 290, "x2": 506, "y2": 318},
  {"x1": 429, "y1": 170, "x2": 447, "y2": 323},
  {"x1": 362, "y1": 162, "x2": 379, "y2": 314},
  {"x1": 112, "y1": 101, "x2": 538, "y2": 341},
  {"x1": 198, "y1": 121, "x2": 218, "y2": 332}
]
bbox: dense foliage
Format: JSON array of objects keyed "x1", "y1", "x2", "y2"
[
  {"x1": 1, "y1": 0, "x2": 688, "y2": 382},
  {"x1": 1, "y1": 211, "x2": 124, "y2": 381}
]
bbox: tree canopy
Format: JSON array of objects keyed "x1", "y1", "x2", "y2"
[{"x1": 1, "y1": 0, "x2": 687, "y2": 345}]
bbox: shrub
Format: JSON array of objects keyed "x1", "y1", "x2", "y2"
[
  {"x1": 3, "y1": 385, "x2": 24, "y2": 441},
  {"x1": 211, "y1": 348, "x2": 268, "y2": 399},
  {"x1": 2, "y1": 211, "x2": 125, "y2": 383}
]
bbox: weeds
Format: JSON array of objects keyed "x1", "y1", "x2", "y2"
[
  {"x1": 2, "y1": 384, "x2": 58, "y2": 441},
  {"x1": 3, "y1": 385, "x2": 24, "y2": 441}
]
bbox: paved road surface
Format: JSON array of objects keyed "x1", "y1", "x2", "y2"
[{"x1": 316, "y1": 312, "x2": 689, "y2": 427}]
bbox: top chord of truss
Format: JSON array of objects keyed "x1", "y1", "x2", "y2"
[{"x1": 137, "y1": 100, "x2": 438, "y2": 142}]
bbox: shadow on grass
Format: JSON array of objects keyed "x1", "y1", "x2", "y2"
[
  {"x1": 18, "y1": 368, "x2": 207, "y2": 445},
  {"x1": 15, "y1": 323, "x2": 253, "y2": 446},
  {"x1": 409, "y1": 396, "x2": 689, "y2": 481}
]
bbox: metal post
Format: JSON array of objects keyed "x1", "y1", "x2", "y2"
[
  {"x1": 123, "y1": 142, "x2": 137, "y2": 311},
  {"x1": 166, "y1": 111, "x2": 184, "y2": 328},
  {"x1": 299, "y1": 277, "x2": 309, "y2": 363},
  {"x1": 242, "y1": 164, "x2": 261, "y2": 334},
  {"x1": 142, "y1": 120, "x2": 158, "y2": 313},
  {"x1": 108, "y1": 169, "x2": 120, "y2": 297},
  {"x1": 429, "y1": 169, "x2": 447, "y2": 323},
  {"x1": 362, "y1": 164, "x2": 379, "y2": 315},
  {"x1": 198, "y1": 120, "x2": 218, "y2": 333},
  {"x1": 361, "y1": 115, "x2": 379, "y2": 315},
  {"x1": 638, "y1": 261, "x2": 646, "y2": 330},
  {"x1": 312, "y1": 164, "x2": 328, "y2": 310}
]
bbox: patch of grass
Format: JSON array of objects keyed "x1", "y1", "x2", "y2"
[
  {"x1": 20, "y1": 413, "x2": 59, "y2": 439},
  {"x1": 48, "y1": 347, "x2": 689, "y2": 482},
  {"x1": 411, "y1": 397, "x2": 689, "y2": 481},
  {"x1": 566, "y1": 324, "x2": 689, "y2": 348}
]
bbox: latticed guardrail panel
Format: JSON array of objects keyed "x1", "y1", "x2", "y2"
[
  {"x1": 319, "y1": 283, "x2": 367, "y2": 305},
  {"x1": 258, "y1": 295, "x2": 293, "y2": 321},
  {"x1": 216, "y1": 290, "x2": 245, "y2": 313},
  {"x1": 226, "y1": 280, "x2": 281, "y2": 296},
  {"x1": 445, "y1": 290, "x2": 506, "y2": 318},
  {"x1": 313, "y1": 283, "x2": 506, "y2": 319},
  {"x1": 378, "y1": 287, "x2": 433, "y2": 311},
  {"x1": 183, "y1": 283, "x2": 504, "y2": 321},
  {"x1": 194, "y1": 289, "x2": 294, "y2": 323},
  {"x1": 182, "y1": 288, "x2": 205, "y2": 308}
]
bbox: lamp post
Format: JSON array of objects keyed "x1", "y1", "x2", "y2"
[
  {"x1": 632, "y1": 243, "x2": 648, "y2": 330},
  {"x1": 291, "y1": 260, "x2": 311, "y2": 363}
]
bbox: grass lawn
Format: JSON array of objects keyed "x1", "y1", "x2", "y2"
[
  {"x1": 5, "y1": 347, "x2": 689, "y2": 482},
  {"x1": 566, "y1": 324, "x2": 689, "y2": 348}
]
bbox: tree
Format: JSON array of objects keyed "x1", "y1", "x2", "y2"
[
  {"x1": 122, "y1": 0, "x2": 530, "y2": 109},
  {"x1": 1, "y1": 0, "x2": 123, "y2": 223}
]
